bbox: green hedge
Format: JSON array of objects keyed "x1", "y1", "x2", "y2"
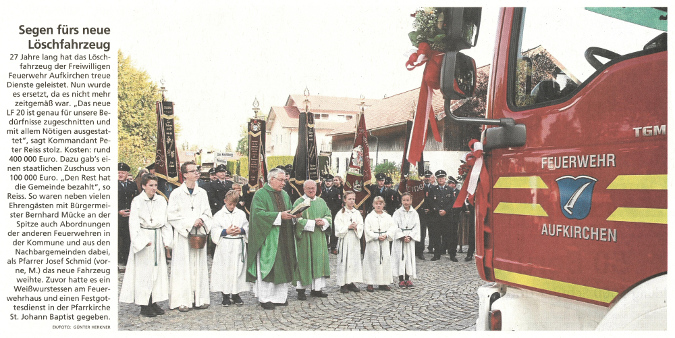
[
  {"x1": 238, "y1": 156, "x2": 248, "y2": 178},
  {"x1": 266, "y1": 155, "x2": 294, "y2": 170},
  {"x1": 232, "y1": 155, "x2": 329, "y2": 178},
  {"x1": 226, "y1": 160, "x2": 238, "y2": 176}
]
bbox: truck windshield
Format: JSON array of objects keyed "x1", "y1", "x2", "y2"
[{"x1": 511, "y1": 7, "x2": 667, "y2": 107}]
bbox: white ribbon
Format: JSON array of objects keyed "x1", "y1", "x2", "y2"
[{"x1": 466, "y1": 142, "x2": 483, "y2": 195}]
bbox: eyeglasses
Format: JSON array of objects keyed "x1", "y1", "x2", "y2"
[{"x1": 187, "y1": 169, "x2": 199, "y2": 174}]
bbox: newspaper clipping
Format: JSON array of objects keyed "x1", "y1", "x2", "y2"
[{"x1": 1, "y1": 0, "x2": 671, "y2": 335}]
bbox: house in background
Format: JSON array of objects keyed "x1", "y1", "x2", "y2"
[
  {"x1": 264, "y1": 63, "x2": 496, "y2": 180},
  {"x1": 265, "y1": 94, "x2": 380, "y2": 157},
  {"x1": 329, "y1": 65, "x2": 490, "y2": 179},
  {"x1": 259, "y1": 45, "x2": 568, "y2": 180}
]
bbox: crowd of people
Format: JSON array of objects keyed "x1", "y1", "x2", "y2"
[{"x1": 117, "y1": 161, "x2": 475, "y2": 316}]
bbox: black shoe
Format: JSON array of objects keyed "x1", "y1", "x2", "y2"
[
  {"x1": 140, "y1": 305, "x2": 156, "y2": 317},
  {"x1": 221, "y1": 294, "x2": 231, "y2": 307},
  {"x1": 430, "y1": 256, "x2": 440, "y2": 261},
  {"x1": 297, "y1": 289, "x2": 307, "y2": 300},
  {"x1": 347, "y1": 283, "x2": 360, "y2": 292},
  {"x1": 340, "y1": 285, "x2": 349, "y2": 293},
  {"x1": 366, "y1": 285, "x2": 374, "y2": 292},
  {"x1": 378, "y1": 285, "x2": 391, "y2": 291},
  {"x1": 310, "y1": 290, "x2": 329, "y2": 298},
  {"x1": 273, "y1": 301, "x2": 288, "y2": 306},
  {"x1": 449, "y1": 256, "x2": 459, "y2": 262},
  {"x1": 231, "y1": 294, "x2": 243, "y2": 306},
  {"x1": 260, "y1": 302, "x2": 275, "y2": 310},
  {"x1": 416, "y1": 254, "x2": 426, "y2": 260},
  {"x1": 150, "y1": 303, "x2": 165, "y2": 315},
  {"x1": 464, "y1": 255, "x2": 473, "y2": 262}
]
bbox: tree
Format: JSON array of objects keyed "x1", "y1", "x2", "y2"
[
  {"x1": 374, "y1": 161, "x2": 401, "y2": 182},
  {"x1": 456, "y1": 66, "x2": 490, "y2": 118},
  {"x1": 444, "y1": 65, "x2": 488, "y2": 151},
  {"x1": 514, "y1": 47, "x2": 559, "y2": 107},
  {"x1": 118, "y1": 50, "x2": 161, "y2": 175},
  {"x1": 236, "y1": 124, "x2": 248, "y2": 156},
  {"x1": 225, "y1": 142, "x2": 233, "y2": 152}
]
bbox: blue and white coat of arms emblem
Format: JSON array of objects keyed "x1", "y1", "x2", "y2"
[{"x1": 555, "y1": 175, "x2": 597, "y2": 220}]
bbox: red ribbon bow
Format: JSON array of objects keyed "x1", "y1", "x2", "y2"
[
  {"x1": 405, "y1": 42, "x2": 444, "y2": 165},
  {"x1": 453, "y1": 139, "x2": 489, "y2": 217}
]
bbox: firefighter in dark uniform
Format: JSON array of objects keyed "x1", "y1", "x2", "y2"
[
  {"x1": 118, "y1": 162, "x2": 138, "y2": 271},
  {"x1": 461, "y1": 198, "x2": 475, "y2": 261},
  {"x1": 241, "y1": 183, "x2": 255, "y2": 220},
  {"x1": 199, "y1": 167, "x2": 216, "y2": 189},
  {"x1": 383, "y1": 176, "x2": 400, "y2": 215},
  {"x1": 366, "y1": 173, "x2": 387, "y2": 214},
  {"x1": 430, "y1": 170, "x2": 459, "y2": 262},
  {"x1": 446, "y1": 176, "x2": 461, "y2": 260},
  {"x1": 321, "y1": 174, "x2": 342, "y2": 254},
  {"x1": 209, "y1": 167, "x2": 217, "y2": 182},
  {"x1": 282, "y1": 164, "x2": 294, "y2": 197},
  {"x1": 416, "y1": 170, "x2": 434, "y2": 260},
  {"x1": 207, "y1": 164, "x2": 233, "y2": 215}
]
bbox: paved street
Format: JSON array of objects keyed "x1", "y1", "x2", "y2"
[{"x1": 118, "y1": 245, "x2": 483, "y2": 331}]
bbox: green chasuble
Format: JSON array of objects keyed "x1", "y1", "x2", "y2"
[
  {"x1": 293, "y1": 196, "x2": 332, "y2": 286},
  {"x1": 246, "y1": 184, "x2": 297, "y2": 284}
]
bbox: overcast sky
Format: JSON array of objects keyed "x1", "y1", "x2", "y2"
[
  {"x1": 112, "y1": 1, "x2": 500, "y2": 150},
  {"x1": 5, "y1": 1, "x2": 658, "y2": 151}
]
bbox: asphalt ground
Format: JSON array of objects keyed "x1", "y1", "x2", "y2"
[{"x1": 118, "y1": 244, "x2": 483, "y2": 331}]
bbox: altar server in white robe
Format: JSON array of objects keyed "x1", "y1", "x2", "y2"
[
  {"x1": 362, "y1": 196, "x2": 396, "y2": 291},
  {"x1": 211, "y1": 190, "x2": 250, "y2": 306},
  {"x1": 391, "y1": 192, "x2": 420, "y2": 288},
  {"x1": 167, "y1": 161, "x2": 212, "y2": 312},
  {"x1": 120, "y1": 174, "x2": 173, "y2": 317},
  {"x1": 334, "y1": 191, "x2": 364, "y2": 293}
]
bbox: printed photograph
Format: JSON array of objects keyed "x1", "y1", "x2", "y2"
[{"x1": 115, "y1": 3, "x2": 668, "y2": 331}]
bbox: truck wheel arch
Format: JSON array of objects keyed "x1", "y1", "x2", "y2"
[{"x1": 596, "y1": 274, "x2": 667, "y2": 330}]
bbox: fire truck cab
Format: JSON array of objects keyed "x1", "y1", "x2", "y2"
[{"x1": 440, "y1": 8, "x2": 667, "y2": 330}]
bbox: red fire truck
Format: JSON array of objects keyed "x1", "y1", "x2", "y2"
[{"x1": 440, "y1": 8, "x2": 667, "y2": 330}]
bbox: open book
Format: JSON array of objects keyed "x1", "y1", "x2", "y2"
[{"x1": 289, "y1": 197, "x2": 311, "y2": 215}]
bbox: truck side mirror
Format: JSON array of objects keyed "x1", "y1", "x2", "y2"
[
  {"x1": 440, "y1": 51, "x2": 477, "y2": 100},
  {"x1": 441, "y1": 51, "x2": 527, "y2": 150},
  {"x1": 442, "y1": 7, "x2": 482, "y2": 50}
]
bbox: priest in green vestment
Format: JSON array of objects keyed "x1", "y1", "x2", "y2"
[
  {"x1": 293, "y1": 180, "x2": 332, "y2": 299},
  {"x1": 247, "y1": 168, "x2": 299, "y2": 310}
]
